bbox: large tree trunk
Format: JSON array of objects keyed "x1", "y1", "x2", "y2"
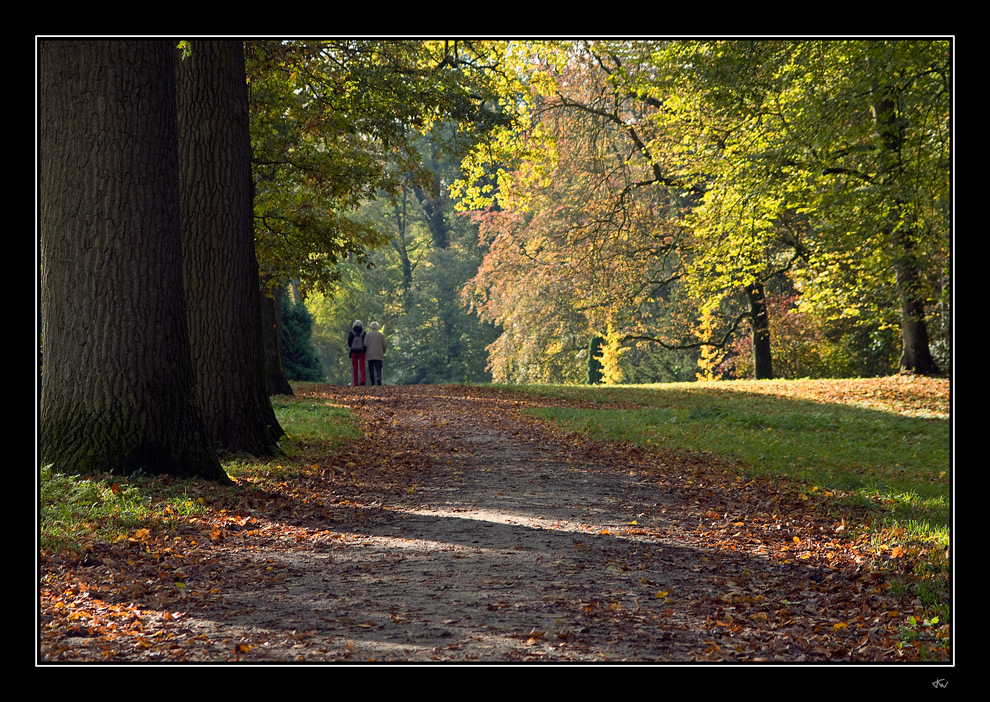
[
  {"x1": 176, "y1": 39, "x2": 284, "y2": 454},
  {"x1": 746, "y1": 282, "x2": 774, "y2": 380},
  {"x1": 39, "y1": 40, "x2": 230, "y2": 483}
]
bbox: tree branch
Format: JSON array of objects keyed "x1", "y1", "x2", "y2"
[{"x1": 622, "y1": 309, "x2": 752, "y2": 351}]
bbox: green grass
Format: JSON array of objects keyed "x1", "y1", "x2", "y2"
[
  {"x1": 39, "y1": 464, "x2": 209, "y2": 554},
  {"x1": 511, "y1": 380, "x2": 950, "y2": 547},
  {"x1": 223, "y1": 395, "x2": 363, "y2": 483},
  {"x1": 39, "y1": 392, "x2": 364, "y2": 554},
  {"x1": 270, "y1": 395, "x2": 363, "y2": 451}
]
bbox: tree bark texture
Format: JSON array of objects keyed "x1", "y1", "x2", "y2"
[
  {"x1": 39, "y1": 40, "x2": 230, "y2": 483},
  {"x1": 176, "y1": 40, "x2": 284, "y2": 453}
]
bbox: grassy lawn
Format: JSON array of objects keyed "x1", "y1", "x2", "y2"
[{"x1": 508, "y1": 378, "x2": 950, "y2": 547}]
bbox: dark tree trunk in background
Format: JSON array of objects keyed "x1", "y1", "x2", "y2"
[
  {"x1": 392, "y1": 193, "x2": 415, "y2": 292},
  {"x1": 587, "y1": 335, "x2": 605, "y2": 385},
  {"x1": 746, "y1": 282, "x2": 774, "y2": 380},
  {"x1": 870, "y1": 79, "x2": 941, "y2": 375},
  {"x1": 176, "y1": 39, "x2": 284, "y2": 454},
  {"x1": 39, "y1": 40, "x2": 230, "y2": 483},
  {"x1": 262, "y1": 283, "x2": 294, "y2": 395},
  {"x1": 413, "y1": 139, "x2": 450, "y2": 249},
  {"x1": 891, "y1": 228, "x2": 940, "y2": 375}
]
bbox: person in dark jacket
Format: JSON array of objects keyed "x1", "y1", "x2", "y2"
[{"x1": 348, "y1": 320, "x2": 367, "y2": 386}]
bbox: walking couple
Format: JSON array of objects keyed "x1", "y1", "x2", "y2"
[{"x1": 348, "y1": 320, "x2": 387, "y2": 386}]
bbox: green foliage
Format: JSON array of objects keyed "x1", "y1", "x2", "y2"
[
  {"x1": 615, "y1": 340, "x2": 698, "y2": 385},
  {"x1": 300, "y1": 121, "x2": 502, "y2": 386},
  {"x1": 306, "y1": 266, "x2": 383, "y2": 385},
  {"x1": 240, "y1": 41, "x2": 516, "y2": 387},
  {"x1": 307, "y1": 221, "x2": 499, "y2": 386},
  {"x1": 280, "y1": 291, "x2": 325, "y2": 382},
  {"x1": 673, "y1": 40, "x2": 950, "y2": 371},
  {"x1": 586, "y1": 336, "x2": 604, "y2": 385},
  {"x1": 246, "y1": 40, "x2": 512, "y2": 298},
  {"x1": 452, "y1": 40, "x2": 950, "y2": 382},
  {"x1": 727, "y1": 292, "x2": 902, "y2": 380}
]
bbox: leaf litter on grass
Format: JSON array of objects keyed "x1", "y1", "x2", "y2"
[{"x1": 39, "y1": 379, "x2": 951, "y2": 663}]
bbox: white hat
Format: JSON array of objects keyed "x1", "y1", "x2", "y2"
[{"x1": 370, "y1": 322, "x2": 379, "y2": 330}]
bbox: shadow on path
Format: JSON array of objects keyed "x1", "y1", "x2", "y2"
[{"x1": 181, "y1": 386, "x2": 869, "y2": 663}]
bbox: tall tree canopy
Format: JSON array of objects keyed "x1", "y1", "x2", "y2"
[
  {"x1": 454, "y1": 39, "x2": 951, "y2": 382},
  {"x1": 246, "y1": 40, "x2": 511, "y2": 295}
]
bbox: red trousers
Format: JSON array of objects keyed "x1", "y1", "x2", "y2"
[{"x1": 351, "y1": 353, "x2": 366, "y2": 386}]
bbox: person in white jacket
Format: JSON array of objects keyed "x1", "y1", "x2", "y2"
[{"x1": 364, "y1": 322, "x2": 388, "y2": 386}]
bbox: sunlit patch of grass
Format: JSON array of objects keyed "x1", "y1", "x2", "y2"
[
  {"x1": 271, "y1": 396, "x2": 363, "y2": 455},
  {"x1": 531, "y1": 403, "x2": 947, "y2": 516},
  {"x1": 39, "y1": 464, "x2": 209, "y2": 554},
  {"x1": 520, "y1": 380, "x2": 948, "y2": 510},
  {"x1": 222, "y1": 395, "x2": 364, "y2": 490}
]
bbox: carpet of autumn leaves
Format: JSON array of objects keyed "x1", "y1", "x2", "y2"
[
  {"x1": 511, "y1": 379, "x2": 951, "y2": 662},
  {"x1": 701, "y1": 374, "x2": 950, "y2": 418},
  {"x1": 38, "y1": 377, "x2": 951, "y2": 664}
]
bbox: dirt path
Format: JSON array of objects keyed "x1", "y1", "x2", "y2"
[
  {"x1": 191, "y1": 386, "x2": 707, "y2": 662},
  {"x1": 43, "y1": 384, "x2": 932, "y2": 664},
  {"x1": 155, "y1": 384, "x2": 908, "y2": 663}
]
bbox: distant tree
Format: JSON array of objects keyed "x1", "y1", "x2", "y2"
[
  {"x1": 587, "y1": 336, "x2": 605, "y2": 385},
  {"x1": 281, "y1": 291, "x2": 325, "y2": 382},
  {"x1": 245, "y1": 41, "x2": 510, "y2": 388},
  {"x1": 39, "y1": 40, "x2": 230, "y2": 483}
]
